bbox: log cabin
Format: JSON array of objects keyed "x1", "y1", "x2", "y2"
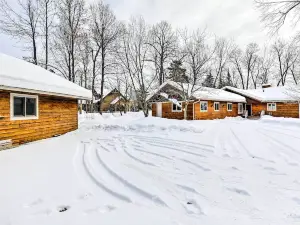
[
  {"x1": 147, "y1": 81, "x2": 246, "y2": 120},
  {"x1": 223, "y1": 85, "x2": 300, "y2": 118},
  {"x1": 0, "y1": 53, "x2": 92, "y2": 149},
  {"x1": 93, "y1": 88, "x2": 128, "y2": 112}
]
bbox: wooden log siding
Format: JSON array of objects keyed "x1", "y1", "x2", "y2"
[
  {"x1": 194, "y1": 101, "x2": 239, "y2": 120},
  {"x1": 0, "y1": 90, "x2": 78, "y2": 145},
  {"x1": 152, "y1": 102, "x2": 194, "y2": 120},
  {"x1": 152, "y1": 103, "x2": 157, "y2": 117},
  {"x1": 251, "y1": 102, "x2": 299, "y2": 118}
]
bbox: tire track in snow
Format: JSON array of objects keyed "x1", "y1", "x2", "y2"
[
  {"x1": 180, "y1": 159, "x2": 211, "y2": 172},
  {"x1": 77, "y1": 143, "x2": 132, "y2": 203},
  {"x1": 230, "y1": 128, "x2": 271, "y2": 163},
  {"x1": 256, "y1": 129, "x2": 300, "y2": 166},
  {"x1": 257, "y1": 129, "x2": 300, "y2": 155},
  {"x1": 133, "y1": 148, "x2": 172, "y2": 160},
  {"x1": 260, "y1": 128, "x2": 300, "y2": 140},
  {"x1": 140, "y1": 142, "x2": 207, "y2": 158},
  {"x1": 95, "y1": 148, "x2": 168, "y2": 207},
  {"x1": 123, "y1": 148, "x2": 156, "y2": 167},
  {"x1": 127, "y1": 135, "x2": 214, "y2": 153}
]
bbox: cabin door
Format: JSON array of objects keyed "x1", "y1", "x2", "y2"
[
  {"x1": 156, "y1": 103, "x2": 162, "y2": 117},
  {"x1": 246, "y1": 104, "x2": 252, "y2": 116}
]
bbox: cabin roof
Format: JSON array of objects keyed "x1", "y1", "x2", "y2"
[
  {"x1": 0, "y1": 53, "x2": 92, "y2": 100},
  {"x1": 147, "y1": 81, "x2": 246, "y2": 103},
  {"x1": 223, "y1": 86, "x2": 300, "y2": 102}
]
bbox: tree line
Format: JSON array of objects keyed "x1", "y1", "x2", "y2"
[{"x1": 0, "y1": 0, "x2": 299, "y2": 117}]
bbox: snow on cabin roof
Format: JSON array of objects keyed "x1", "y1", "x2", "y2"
[
  {"x1": 94, "y1": 86, "x2": 111, "y2": 98},
  {"x1": 147, "y1": 81, "x2": 246, "y2": 103},
  {"x1": 110, "y1": 96, "x2": 121, "y2": 105},
  {"x1": 0, "y1": 53, "x2": 92, "y2": 100},
  {"x1": 223, "y1": 86, "x2": 300, "y2": 102}
]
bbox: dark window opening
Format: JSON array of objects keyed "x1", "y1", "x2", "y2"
[
  {"x1": 13, "y1": 96, "x2": 37, "y2": 118},
  {"x1": 26, "y1": 98, "x2": 37, "y2": 116},
  {"x1": 13, "y1": 97, "x2": 25, "y2": 116}
]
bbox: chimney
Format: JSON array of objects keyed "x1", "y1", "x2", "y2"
[{"x1": 262, "y1": 84, "x2": 272, "y2": 89}]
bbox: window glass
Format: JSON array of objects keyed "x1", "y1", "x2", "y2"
[
  {"x1": 200, "y1": 101, "x2": 208, "y2": 112},
  {"x1": 14, "y1": 97, "x2": 25, "y2": 116},
  {"x1": 238, "y1": 103, "x2": 243, "y2": 114},
  {"x1": 227, "y1": 103, "x2": 232, "y2": 111},
  {"x1": 26, "y1": 98, "x2": 37, "y2": 116},
  {"x1": 172, "y1": 103, "x2": 177, "y2": 111},
  {"x1": 214, "y1": 102, "x2": 219, "y2": 111},
  {"x1": 172, "y1": 102, "x2": 182, "y2": 112},
  {"x1": 267, "y1": 103, "x2": 276, "y2": 111}
]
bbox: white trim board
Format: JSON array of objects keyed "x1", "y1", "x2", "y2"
[{"x1": 1, "y1": 86, "x2": 92, "y2": 100}]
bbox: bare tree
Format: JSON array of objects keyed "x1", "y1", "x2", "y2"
[
  {"x1": 148, "y1": 21, "x2": 178, "y2": 85},
  {"x1": 272, "y1": 38, "x2": 299, "y2": 86},
  {"x1": 255, "y1": 0, "x2": 300, "y2": 33},
  {"x1": 212, "y1": 37, "x2": 233, "y2": 87},
  {"x1": 230, "y1": 45, "x2": 246, "y2": 89},
  {"x1": 243, "y1": 43, "x2": 260, "y2": 89},
  {"x1": 39, "y1": 0, "x2": 55, "y2": 69},
  {"x1": 117, "y1": 17, "x2": 155, "y2": 117},
  {"x1": 56, "y1": 0, "x2": 85, "y2": 82},
  {"x1": 176, "y1": 29, "x2": 213, "y2": 119},
  {"x1": 89, "y1": 0, "x2": 121, "y2": 114},
  {"x1": 78, "y1": 33, "x2": 91, "y2": 88},
  {"x1": 0, "y1": 0, "x2": 40, "y2": 64}
]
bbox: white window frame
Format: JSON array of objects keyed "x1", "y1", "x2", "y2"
[
  {"x1": 200, "y1": 101, "x2": 208, "y2": 112},
  {"x1": 10, "y1": 93, "x2": 39, "y2": 121},
  {"x1": 238, "y1": 103, "x2": 243, "y2": 114},
  {"x1": 227, "y1": 103, "x2": 233, "y2": 112},
  {"x1": 267, "y1": 103, "x2": 277, "y2": 111},
  {"x1": 172, "y1": 102, "x2": 182, "y2": 112},
  {"x1": 214, "y1": 102, "x2": 220, "y2": 111}
]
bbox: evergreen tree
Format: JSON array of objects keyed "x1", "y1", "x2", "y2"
[
  {"x1": 167, "y1": 60, "x2": 188, "y2": 83},
  {"x1": 202, "y1": 71, "x2": 214, "y2": 88},
  {"x1": 218, "y1": 73, "x2": 225, "y2": 89},
  {"x1": 225, "y1": 69, "x2": 233, "y2": 87}
]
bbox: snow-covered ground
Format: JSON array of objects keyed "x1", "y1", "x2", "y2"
[{"x1": 0, "y1": 112, "x2": 300, "y2": 225}]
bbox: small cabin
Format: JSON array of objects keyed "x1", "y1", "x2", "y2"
[
  {"x1": 147, "y1": 81, "x2": 246, "y2": 120},
  {"x1": 94, "y1": 88, "x2": 128, "y2": 112},
  {"x1": 0, "y1": 53, "x2": 92, "y2": 148},
  {"x1": 223, "y1": 86, "x2": 300, "y2": 118}
]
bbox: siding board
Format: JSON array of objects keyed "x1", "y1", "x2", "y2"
[{"x1": 0, "y1": 90, "x2": 78, "y2": 145}]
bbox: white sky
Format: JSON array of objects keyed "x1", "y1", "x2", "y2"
[{"x1": 0, "y1": 0, "x2": 299, "y2": 58}]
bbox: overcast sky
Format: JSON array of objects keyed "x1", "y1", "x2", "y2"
[{"x1": 0, "y1": 0, "x2": 298, "y2": 58}]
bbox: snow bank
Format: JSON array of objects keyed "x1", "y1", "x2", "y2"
[{"x1": 260, "y1": 115, "x2": 300, "y2": 126}]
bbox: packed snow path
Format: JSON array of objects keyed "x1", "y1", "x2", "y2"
[{"x1": 0, "y1": 113, "x2": 300, "y2": 225}]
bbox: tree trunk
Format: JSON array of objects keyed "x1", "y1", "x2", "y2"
[
  {"x1": 32, "y1": 34, "x2": 38, "y2": 65},
  {"x1": 45, "y1": 2, "x2": 48, "y2": 70},
  {"x1": 184, "y1": 102, "x2": 188, "y2": 120}
]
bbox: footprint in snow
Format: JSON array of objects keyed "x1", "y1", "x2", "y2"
[{"x1": 226, "y1": 187, "x2": 250, "y2": 196}]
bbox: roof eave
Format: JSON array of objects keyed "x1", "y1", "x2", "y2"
[{"x1": 0, "y1": 85, "x2": 92, "y2": 100}]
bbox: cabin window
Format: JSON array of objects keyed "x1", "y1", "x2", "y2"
[
  {"x1": 200, "y1": 101, "x2": 208, "y2": 112},
  {"x1": 267, "y1": 103, "x2": 276, "y2": 111},
  {"x1": 214, "y1": 102, "x2": 220, "y2": 111},
  {"x1": 227, "y1": 103, "x2": 233, "y2": 111},
  {"x1": 10, "y1": 94, "x2": 38, "y2": 120},
  {"x1": 238, "y1": 103, "x2": 243, "y2": 114},
  {"x1": 172, "y1": 102, "x2": 182, "y2": 112}
]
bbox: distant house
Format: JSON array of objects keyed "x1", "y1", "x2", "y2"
[
  {"x1": 223, "y1": 85, "x2": 300, "y2": 118},
  {"x1": 93, "y1": 88, "x2": 128, "y2": 112},
  {"x1": 147, "y1": 81, "x2": 246, "y2": 120},
  {"x1": 0, "y1": 53, "x2": 92, "y2": 148}
]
